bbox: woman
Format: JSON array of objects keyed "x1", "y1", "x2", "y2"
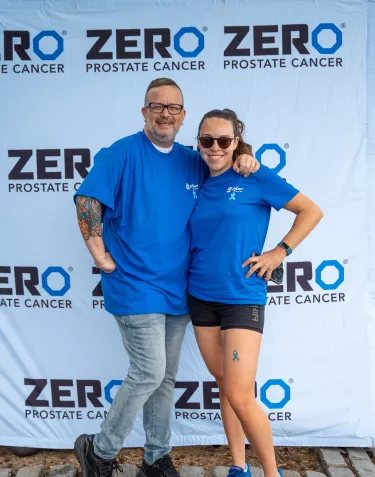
[{"x1": 188, "y1": 109, "x2": 323, "y2": 477}]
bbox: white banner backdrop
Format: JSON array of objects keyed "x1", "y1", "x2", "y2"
[{"x1": 0, "y1": 0, "x2": 374, "y2": 449}]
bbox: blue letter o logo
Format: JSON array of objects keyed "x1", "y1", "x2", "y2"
[
  {"x1": 41, "y1": 267, "x2": 70, "y2": 296},
  {"x1": 255, "y1": 144, "x2": 286, "y2": 174},
  {"x1": 174, "y1": 27, "x2": 204, "y2": 58},
  {"x1": 33, "y1": 31, "x2": 64, "y2": 60},
  {"x1": 311, "y1": 23, "x2": 342, "y2": 54},
  {"x1": 315, "y1": 260, "x2": 344, "y2": 290},
  {"x1": 260, "y1": 379, "x2": 290, "y2": 409},
  {"x1": 104, "y1": 380, "x2": 123, "y2": 404}
]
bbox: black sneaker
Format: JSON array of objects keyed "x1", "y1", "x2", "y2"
[
  {"x1": 74, "y1": 434, "x2": 123, "y2": 477},
  {"x1": 137, "y1": 455, "x2": 179, "y2": 477}
]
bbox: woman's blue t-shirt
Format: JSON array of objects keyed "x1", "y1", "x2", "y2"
[{"x1": 188, "y1": 165, "x2": 299, "y2": 305}]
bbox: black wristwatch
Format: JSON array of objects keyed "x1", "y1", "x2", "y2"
[{"x1": 277, "y1": 241, "x2": 293, "y2": 256}]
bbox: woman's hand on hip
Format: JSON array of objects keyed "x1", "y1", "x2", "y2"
[{"x1": 242, "y1": 247, "x2": 286, "y2": 280}]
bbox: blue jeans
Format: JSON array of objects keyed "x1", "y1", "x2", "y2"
[{"x1": 93, "y1": 313, "x2": 190, "y2": 464}]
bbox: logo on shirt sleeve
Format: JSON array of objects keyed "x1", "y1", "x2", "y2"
[
  {"x1": 186, "y1": 183, "x2": 199, "y2": 199},
  {"x1": 227, "y1": 186, "x2": 244, "y2": 200}
]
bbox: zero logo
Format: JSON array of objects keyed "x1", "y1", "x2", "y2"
[
  {"x1": 0, "y1": 266, "x2": 71, "y2": 296},
  {"x1": 86, "y1": 27, "x2": 205, "y2": 60},
  {"x1": 223, "y1": 23, "x2": 343, "y2": 57},
  {"x1": 2, "y1": 30, "x2": 64, "y2": 61}
]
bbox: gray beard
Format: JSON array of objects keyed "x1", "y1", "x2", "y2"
[{"x1": 145, "y1": 123, "x2": 181, "y2": 145}]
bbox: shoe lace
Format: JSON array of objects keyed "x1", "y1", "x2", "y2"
[
  {"x1": 98, "y1": 458, "x2": 123, "y2": 477},
  {"x1": 160, "y1": 455, "x2": 179, "y2": 477}
]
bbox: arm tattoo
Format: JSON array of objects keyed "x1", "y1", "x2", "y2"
[{"x1": 76, "y1": 196, "x2": 102, "y2": 241}]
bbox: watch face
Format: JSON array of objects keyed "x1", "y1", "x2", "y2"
[{"x1": 278, "y1": 242, "x2": 292, "y2": 256}]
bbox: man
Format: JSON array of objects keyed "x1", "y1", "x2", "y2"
[{"x1": 73, "y1": 78, "x2": 259, "y2": 477}]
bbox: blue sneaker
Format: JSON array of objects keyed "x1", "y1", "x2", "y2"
[{"x1": 227, "y1": 463, "x2": 251, "y2": 477}]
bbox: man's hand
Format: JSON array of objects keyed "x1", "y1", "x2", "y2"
[
  {"x1": 233, "y1": 154, "x2": 260, "y2": 177},
  {"x1": 95, "y1": 252, "x2": 117, "y2": 274},
  {"x1": 242, "y1": 247, "x2": 286, "y2": 280}
]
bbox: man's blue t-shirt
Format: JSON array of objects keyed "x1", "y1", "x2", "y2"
[
  {"x1": 75, "y1": 131, "x2": 207, "y2": 315},
  {"x1": 188, "y1": 165, "x2": 299, "y2": 305}
]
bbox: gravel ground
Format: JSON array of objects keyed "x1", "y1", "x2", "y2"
[{"x1": 0, "y1": 446, "x2": 323, "y2": 473}]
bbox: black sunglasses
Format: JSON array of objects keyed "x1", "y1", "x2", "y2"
[{"x1": 198, "y1": 136, "x2": 235, "y2": 149}]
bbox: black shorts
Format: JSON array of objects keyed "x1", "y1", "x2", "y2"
[{"x1": 187, "y1": 294, "x2": 265, "y2": 334}]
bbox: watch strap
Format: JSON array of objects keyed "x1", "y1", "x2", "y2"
[{"x1": 278, "y1": 241, "x2": 292, "y2": 256}]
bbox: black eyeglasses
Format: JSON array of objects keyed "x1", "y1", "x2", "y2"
[
  {"x1": 198, "y1": 136, "x2": 235, "y2": 149},
  {"x1": 146, "y1": 102, "x2": 184, "y2": 115}
]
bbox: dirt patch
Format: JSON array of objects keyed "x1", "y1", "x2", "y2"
[{"x1": 0, "y1": 446, "x2": 322, "y2": 473}]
